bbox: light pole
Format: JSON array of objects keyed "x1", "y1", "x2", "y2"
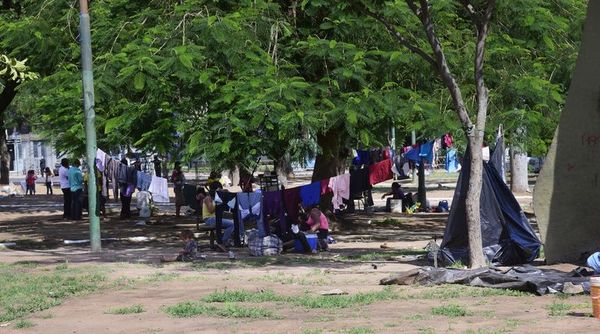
[{"x1": 79, "y1": 0, "x2": 101, "y2": 252}]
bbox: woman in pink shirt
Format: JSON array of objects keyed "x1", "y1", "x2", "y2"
[{"x1": 306, "y1": 208, "x2": 330, "y2": 251}]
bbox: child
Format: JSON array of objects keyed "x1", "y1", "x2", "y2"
[
  {"x1": 305, "y1": 208, "x2": 330, "y2": 251},
  {"x1": 161, "y1": 230, "x2": 198, "y2": 262},
  {"x1": 26, "y1": 170, "x2": 36, "y2": 195},
  {"x1": 44, "y1": 167, "x2": 53, "y2": 195}
]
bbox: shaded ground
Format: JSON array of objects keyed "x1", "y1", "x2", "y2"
[{"x1": 1, "y1": 185, "x2": 596, "y2": 334}]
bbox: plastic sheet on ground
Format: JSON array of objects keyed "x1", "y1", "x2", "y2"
[{"x1": 380, "y1": 266, "x2": 593, "y2": 295}]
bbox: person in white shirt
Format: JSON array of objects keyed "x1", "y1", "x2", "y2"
[{"x1": 58, "y1": 158, "x2": 71, "y2": 219}]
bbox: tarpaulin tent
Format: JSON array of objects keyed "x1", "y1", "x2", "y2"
[{"x1": 440, "y1": 150, "x2": 542, "y2": 266}]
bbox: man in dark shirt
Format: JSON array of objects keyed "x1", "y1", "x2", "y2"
[{"x1": 152, "y1": 156, "x2": 162, "y2": 177}]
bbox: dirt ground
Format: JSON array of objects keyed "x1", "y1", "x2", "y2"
[{"x1": 0, "y1": 183, "x2": 597, "y2": 334}]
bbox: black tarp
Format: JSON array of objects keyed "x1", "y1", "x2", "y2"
[
  {"x1": 380, "y1": 266, "x2": 593, "y2": 295},
  {"x1": 440, "y1": 150, "x2": 542, "y2": 266}
]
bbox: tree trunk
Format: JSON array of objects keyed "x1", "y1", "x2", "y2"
[
  {"x1": 312, "y1": 128, "x2": 347, "y2": 182},
  {"x1": 510, "y1": 147, "x2": 529, "y2": 193},
  {"x1": 465, "y1": 136, "x2": 486, "y2": 268},
  {"x1": 275, "y1": 154, "x2": 293, "y2": 188},
  {"x1": 0, "y1": 80, "x2": 18, "y2": 185}
]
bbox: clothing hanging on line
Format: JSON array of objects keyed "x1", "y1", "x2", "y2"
[
  {"x1": 262, "y1": 190, "x2": 285, "y2": 235},
  {"x1": 148, "y1": 176, "x2": 169, "y2": 203},
  {"x1": 368, "y1": 159, "x2": 393, "y2": 186},
  {"x1": 299, "y1": 181, "x2": 321, "y2": 207},
  {"x1": 328, "y1": 173, "x2": 350, "y2": 210},
  {"x1": 237, "y1": 192, "x2": 266, "y2": 238},
  {"x1": 95, "y1": 149, "x2": 107, "y2": 173},
  {"x1": 216, "y1": 191, "x2": 240, "y2": 246},
  {"x1": 282, "y1": 187, "x2": 302, "y2": 224}
]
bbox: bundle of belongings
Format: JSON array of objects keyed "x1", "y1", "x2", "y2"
[
  {"x1": 380, "y1": 265, "x2": 594, "y2": 295},
  {"x1": 246, "y1": 229, "x2": 283, "y2": 257}
]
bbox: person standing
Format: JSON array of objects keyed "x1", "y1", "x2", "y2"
[
  {"x1": 152, "y1": 156, "x2": 162, "y2": 177},
  {"x1": 39, "y1": 158, "x2": 46, "y2": 177},
  {"x1": 119, "y1": 158, "x2": 132, "y2": 219},
  {"x1": 68, "y1": 159, "x2": 84, "y2": 220},
  {"x1": 25, "y1": 170, "x2": 37, "y2": 195},
  {"x1": 44, "y1": 167, "x2": 53, "y2": 195},
  {"x1": 58, "y1": 158, "x2": 71, "y2": 219},
  {"x1": 171, "y1": 161, "x2": 185, "y2": 217}
]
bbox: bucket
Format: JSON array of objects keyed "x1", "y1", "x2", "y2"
[
  {"x1": 294, "y1": 234, "x2": 318, "y2": 252},
  {"x1": 591, "y1": 277, "x2": 600, "y2": 318},
  {"x1": 390, "y1": 199, "x2": 403, "y2": 213}
]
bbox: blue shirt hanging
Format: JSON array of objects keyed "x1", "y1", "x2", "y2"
[
  {"x1": 352, "y1": 150, "x2": 372, "y2": 166},
  {"x1": 300, "y1": 181, "x2": 321, "y2": 207}
]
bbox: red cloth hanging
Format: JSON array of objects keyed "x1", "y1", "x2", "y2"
[{"x1": 368, "y1": 159, "x2": 393, "y2": 185}]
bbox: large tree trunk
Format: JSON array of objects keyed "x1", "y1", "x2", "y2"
[
  {"x1": 312, "y1": 128, "x2": 347, "y2": 182},
  {"x1": 510, "y1": 147, "x2": 529, "y2": 193},
  {"x1": 275, "y1": 154, "x2": 293, "y2": 188},
  {"x1": 465, "y1": 135, "x2": 486, "y2": 267},
  {"x1": 0, "y1": 80, "x2": 18, "y2": 185}
]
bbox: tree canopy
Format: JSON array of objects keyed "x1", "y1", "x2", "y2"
[{"x1": 0, "y1": 0, "x2": 587, "y2": 172}]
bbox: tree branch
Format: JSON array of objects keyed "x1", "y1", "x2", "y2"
[
  {"x1": 362, "y1": 9, "x2": 437, "y2": 69},
  {"x1": 474, "y1": 0, "x2": 495, "y2": 133},
  {"x1": 406, "y1": 0, "x2": 472, "y2": 131},
  {"x1": 0, "y1": 80, "x2": 19, "y2": 113},
  {"x1": 458, "y1": 0, "x2": 477, "y2": 24}
]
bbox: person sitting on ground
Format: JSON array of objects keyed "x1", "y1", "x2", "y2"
[
  {"x1": 25, "y1": 170, "x2": 37, "y2": 195},
  {"x1": 202, "y1": 183, "x2": 235, "y2": 250},
  {"x1": 381, "y1": 182, "x2": 405, "y2": 212},
  {"x1": 305, "y1": 207, "x2": 330, "y2": 252},
  {"x1": 161, "y1": 230, "x2": 198, "y2": 262},
  {"x1": 271, "y1": 213, "x2": 315, "y2": 254}
]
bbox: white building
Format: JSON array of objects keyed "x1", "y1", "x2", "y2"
[{"x1": 7, "y1": 129, "x2": 58, "y2": 177}]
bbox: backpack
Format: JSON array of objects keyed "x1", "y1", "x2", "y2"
[{"x1": 437, "y1": 200, "x2": 449, "y2": 212}]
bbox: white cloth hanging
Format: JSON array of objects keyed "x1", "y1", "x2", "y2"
[{"x1": 148, "y1": 176, "x2": 169, "y2": 203}]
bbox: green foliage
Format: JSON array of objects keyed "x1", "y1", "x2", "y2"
[
  {"x1": 106, "y1": 304, "x2": 145, "y2": 315},
  {"x1": 431, "y1": 304, "x2": 473, "y2": 317},
  {"x1": 163, "y1": 301, "x2": 275, "y2": 319},
  {"x1": 0, "y1": 0, "x2": 587, "y2": 162},
  {"x1": 416, "y1": 285, "x2": 531, "y2": 299},
  {"x1": 293, "y1": 287, "x2": 398, "y2": 309},
  {"x1": 202, "y1": 289, "x2": 283, "y2": 303},
  {"x1": 343, "y1": 328, "x2": 376, "y2": 334},
  {"x1": 13, "y1": 319, "x2": 35, "y2": 329},
  {"x1": 0, "y1": 55, "x2": 38, "y2": 84},
  {"x1": 0, "y1": 263, "x2": 107, "y2": 322}
]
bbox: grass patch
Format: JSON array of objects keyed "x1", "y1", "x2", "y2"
[
  {"x1": 192, "y1": 256, "x2": 330, "y2": 270},
  {"x1": 404, "y1": 313, "x2": 427, "y2": 321},
  {"x1": 251, "y1": 270, "x2": 328, "y2": 286},
  {"x1": 106, "y1": 304, "x2": 145, "y2": 315},
  {"x1": 343, "y1": 327, "x2": 375, "y2": 334},
  {"x1": 416, "y1": 285, "x2": 531, "y2": 299},
  {"x1": 431, "y1": 304, "x2": 472, "y2": 317},
  {"x1": 547, "y1": 302, "x2": 586, "y2": 316},
  {"x1": 163, "y1": 301, "x2": 275, "y2": 319},
  {"x1": 338, "y1": 249, "x2": 427, "y2": 262},
  {"x1": 202, "y1": 289, "x2": 283, "y2": 303},
  {"x1": 293, "y1": 287, "x2": 398, "y2": 309},
  {"x1": 446, "y1": 260, "x2": 466, "y2": 269},
  {"x1": 302, "y1": 329, "x2": 323, "y2": 334},
  {"x1": 0, "y1": 263, "x2": 108, "y2": 322},
  {"x1": 14, "y1": 319, "x2": 34, "y2": 329},
  {"x1": 144, "y1": 272, "x2": 180, "y2": 283}
]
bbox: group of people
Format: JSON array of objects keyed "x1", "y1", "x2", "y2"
[
  {"x1": 23, "y1": 167, "x2": 55, "y2": 196},
  {"x1": 57, "y1": 158, "x2": 84, "y2": 220}
]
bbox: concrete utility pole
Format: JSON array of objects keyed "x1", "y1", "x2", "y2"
[{"x1": 79, "y1": 0, "x2": 101, "y2": 252}]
